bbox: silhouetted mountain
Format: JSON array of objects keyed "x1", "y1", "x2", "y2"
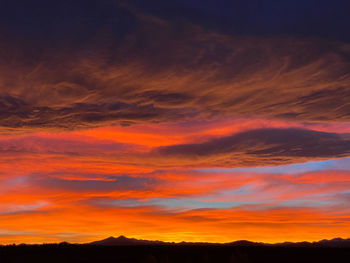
[
  {"x1": 90, "y1": 236, "x2": 263, "y2": 247},
  {"x1": 89, "y1": 236, "x2": 350, "y2": 247},
  {"x1": 90, "y1": 235, "x2": 166, "y2": 246}
]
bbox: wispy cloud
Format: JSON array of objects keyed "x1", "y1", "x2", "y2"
[{"x1": 1, "y1": 15, "x2": 350, "y2": 131}]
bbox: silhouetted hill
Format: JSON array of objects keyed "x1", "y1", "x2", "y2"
[
  {"x1": 271, "y1": 237, "x2": 350, "y2": 248},
  {"x1": 226, "y1": 240, "x2": 262, "y2": 246},
  {"x1": 2, "y1": 236, "x2": 350, "y2": 262},
  {"x1": 316, "y1": 237, "x2": 350, "y2": 247},
  {"x1": 2, "y1": 241, "x2": 350, "y2": 263}
]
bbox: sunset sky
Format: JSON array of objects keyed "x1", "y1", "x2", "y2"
[{"x1": 1, "y1": 0, "x2": 350, "y2": 244}]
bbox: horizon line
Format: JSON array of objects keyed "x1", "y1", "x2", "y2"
[{"x1": 2, "y1": 235, "x2": 350, "y2": 246}]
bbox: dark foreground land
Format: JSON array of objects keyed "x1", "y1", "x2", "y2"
[{"x1": 1, "y1": 244, "x2": 350, "y2": 263}]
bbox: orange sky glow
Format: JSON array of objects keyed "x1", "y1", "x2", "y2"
[{"x1": 1, "y1": 119, "x2": 350, "y2": 244}]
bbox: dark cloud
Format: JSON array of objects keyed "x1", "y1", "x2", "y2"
[
  {"x1": 2, "y1": 127, "x2": 350, "y2": 168},
  {"x1": 0, "y1": 2, "x2": 350, "y2": 131},
  {"x1": 32, "y1": 174, "x2": 157, "y2": 192},
  {"x1": 0, "y1": 135, "x2": 129, "y2": 155},
  {"x1": 0, "y1": 95, "x2": 195, "y2": 130},
  {"x1": 154, "y1": 129, "x2": 350, "y2": 167}
]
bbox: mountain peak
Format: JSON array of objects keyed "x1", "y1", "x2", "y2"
[{"x1": 116, "y1": 235, "x2": 128, "y2": 240}]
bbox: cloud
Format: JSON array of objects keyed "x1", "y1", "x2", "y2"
[
  {"x1": 2, "y1": 127, "x2": 350, "y2": 167},
  {"x1": 0, "y1": 201, "x2": 48, "y2": 216},
  {"x1": 0, "y1": 9, "x2": 350, "y2": 131},
  {"x1": 154, "y1": 128, "x2": 350, "y2": 167},
  {"x1": 2, "y1": 166, "x2": 350, "y2": 243},
  {"x1": 20, "y1": 173, "x2": 158, "y2": 193},
  {"x1": 0, "y1": 134, "x2": 134, "y2": 155}
]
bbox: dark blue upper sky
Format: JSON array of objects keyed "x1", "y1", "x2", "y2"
[
  {"x1": 0, "y1": 0, "x2": 349, "y2": 42},
  {"x1": 130, "y1": 0, "x2": 350, "y2": 40}
]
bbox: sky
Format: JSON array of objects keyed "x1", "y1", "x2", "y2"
[{"x1": 1, "y1": 0, "x2": 350, "y2": 244}]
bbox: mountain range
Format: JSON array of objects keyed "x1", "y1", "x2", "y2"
[{"x1": 88, "y1": 236, "x2": 350, "y2": 247}]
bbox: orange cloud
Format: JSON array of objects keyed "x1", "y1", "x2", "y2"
[{"x1": 2, "y1": 127, "x2": 350, "y2": 168}]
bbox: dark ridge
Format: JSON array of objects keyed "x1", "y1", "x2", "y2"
[
  {"x1": 87, "y1": 236, "x2": 350, "y2": 247},
  {"x1": 89, "y1": 235, "x2": 166, "y2": 246},
  {"x1": 2, "y1": 239, "x2": 350, "y2": 263}
]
